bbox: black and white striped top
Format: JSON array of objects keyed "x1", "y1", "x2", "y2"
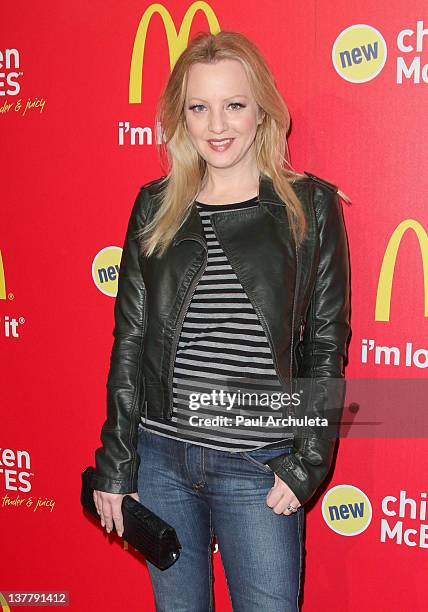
[{"x1": 140, "y1": 197, "x2": 293, "y2": 452}]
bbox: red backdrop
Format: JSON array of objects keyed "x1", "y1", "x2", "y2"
[{"x1": 1, "y1": 1, "x2": 427, "y2": 610}]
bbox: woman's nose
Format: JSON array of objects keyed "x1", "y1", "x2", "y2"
[{"x1": 208, "y1": 108, "x2": 228, "y2": 133}]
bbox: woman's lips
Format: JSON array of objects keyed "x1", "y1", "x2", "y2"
[{"x1": 207, "y1": 138, "x2": 234, "y2": 152}]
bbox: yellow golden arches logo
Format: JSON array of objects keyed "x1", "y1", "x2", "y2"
[
  {"x1": 0, "y1": 250, "x2": 6, "y2": 300},
  {"x1": 0, "y1": 592, "x2": 11, "y2": 611},
  {"x1": 375, "y1": 219, "x2": 428, "y2": 321},
  {"x1": 129, "y1": 1, "x2": 221, "y2": 103}
]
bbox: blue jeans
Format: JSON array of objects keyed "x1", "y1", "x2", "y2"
[{"x1": 137, "y1": 427, "x2": 305, "y2": 612}]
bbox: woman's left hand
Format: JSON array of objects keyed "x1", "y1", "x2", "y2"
[{"x1": 266, "y1": 473, "x2": 302, "y2": 515}]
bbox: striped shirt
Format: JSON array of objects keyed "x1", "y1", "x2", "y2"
[{"x1": 140, "y1": 197, "x2": 293, "y2": 452}]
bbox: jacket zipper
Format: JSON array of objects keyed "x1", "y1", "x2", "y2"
[
  {"x1": 139, "y1": 288, "x2": 149, "y2": 419},
  {"x1": 290, "y1": 242, "x2": 302, "y2": 390},
  {"x1": 292, "y1": 315, "x2": 305, "y2": 377},
  {"x1": 167, "y1": 238, "x2": 208, "y2": 419}
]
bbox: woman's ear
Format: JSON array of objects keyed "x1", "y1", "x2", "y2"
[{"x1": 257, "y1": 106, "x2": 266, "y2": 125}]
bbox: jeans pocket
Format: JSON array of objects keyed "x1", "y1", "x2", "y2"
[{"x1": 239, "y1": 446, "x2": 293, "y2": 473}]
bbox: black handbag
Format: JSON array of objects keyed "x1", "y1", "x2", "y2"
[{"x1": 81, "y1": 466, "x2": 182, "y2": 570}]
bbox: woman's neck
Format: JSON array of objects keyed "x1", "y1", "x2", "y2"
[{"x1": 198, "y1": 170, "x2": 260, "y2": 205}]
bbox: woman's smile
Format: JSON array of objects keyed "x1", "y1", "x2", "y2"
[{"x1": 207, "y1": 137, "x2": 235, "y2": 152}]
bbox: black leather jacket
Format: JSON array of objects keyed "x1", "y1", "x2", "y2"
[{"x1": 91, "y1": 171, "x2": 351, "y2": 505}]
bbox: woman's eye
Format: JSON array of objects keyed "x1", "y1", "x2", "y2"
[
  {"x1": 188, "y1": 103, "x2": 246, "y2": 112},
  {"x1": 188, "y1": 104, "x2": 205, "y2": 112}
]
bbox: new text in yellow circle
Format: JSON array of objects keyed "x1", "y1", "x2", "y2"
[
  {"x1": 322, "y1": 484, "x2": 372, "y2": 536},
  {"x1": 332, "y1": 24, "x2": 387, "y2": 83},
  {"x1": 92, "y1": 246, "x2": 122, "y2": 297}
]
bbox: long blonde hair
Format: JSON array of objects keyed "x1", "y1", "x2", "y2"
[{"x1": 138, "y1": 30, "x2": 347, "y2": 258}]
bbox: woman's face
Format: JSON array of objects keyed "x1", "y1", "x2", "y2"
[{"x1": 183, "y1": 58, "x2": 264, "y2": 172}]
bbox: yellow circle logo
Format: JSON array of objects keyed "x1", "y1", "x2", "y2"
[
  {"x1": 332, "y1": 24, "x2": 387, "y2": 83},
  {"x1": 322, "y1": 484, "x2": 372, "y2": 536},
  {"x1": 92, "y1": 246, "x2": 122, "y2": 297}
]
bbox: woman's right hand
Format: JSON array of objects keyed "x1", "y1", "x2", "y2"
[{"x1": 93, "y1": 489, "x2": 140, "y2": 538}]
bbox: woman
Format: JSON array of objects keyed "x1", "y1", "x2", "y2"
[{"x1": 91, "y1": 31, "x2": 351, "y2": 611}]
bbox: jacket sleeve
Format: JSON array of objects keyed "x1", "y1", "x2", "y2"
[
  {"x1": 265, "y1": 184, "x2": 351, "y2": 505},
  {"x1": 90, "y1": 187, "x2": 150, "y2": 494}
]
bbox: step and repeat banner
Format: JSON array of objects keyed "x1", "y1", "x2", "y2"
[{"x1": 1, "y1": 1, "x2": 427, "y2": 610}]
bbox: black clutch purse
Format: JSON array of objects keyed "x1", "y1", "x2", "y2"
[{"x1": 81, "y1": 466, "x2": 182, "y2": 570}]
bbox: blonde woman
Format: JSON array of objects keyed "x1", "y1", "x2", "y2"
[{"x1": 91, "y1": 31, "x2": 351, "y2": 611}]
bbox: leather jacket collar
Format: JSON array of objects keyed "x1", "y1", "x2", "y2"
[{"x1": 172, "y1": 173, "x2": 293, "y2": 246}]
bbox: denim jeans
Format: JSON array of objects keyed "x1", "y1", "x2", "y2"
[{"x1": 136, "y1": 427, "x2": 305, "y2": 612}]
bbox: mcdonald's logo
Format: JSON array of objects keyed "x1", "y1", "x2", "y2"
[
  {"x1": 129, "y1": 1, "x2": 221, "y2": 103},
  {"x1": 0, "y1": 250, "x2": 6, "y2": 300},
  {"x1": 375, "y1": 219, "x2": 428, "y2": 321}
]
